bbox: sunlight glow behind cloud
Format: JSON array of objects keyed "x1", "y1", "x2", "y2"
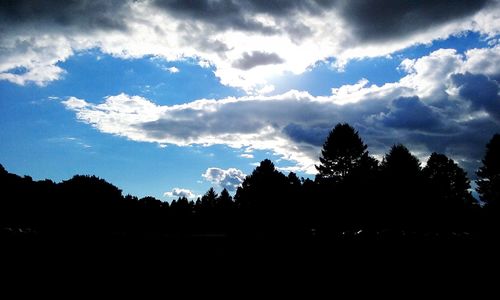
[
  {"x1": 63, "y1": 46, "x2": 500, "y2": 175},
  {"x1": 1, "y1": 0, "x2": 498, "y2": 92}
]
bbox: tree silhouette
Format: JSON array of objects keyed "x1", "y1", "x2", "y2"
[
  {"x1": 380, "y1": 144, "x2": 421, "y2": 177},
  {"x1": 234, "y1": 159, "x2": 289, "y2": 235},
  {"x1": 201, "y1": 187, "x2": 218, "y2": 211},
  {"x1": 423, "y1": 152, "x2": 475, "y2": 233},
  {"x1": 423, "y1": 153, "x2": 472, "y2": 207},
  {"x1": 1, "y1": 124, "x2": 498, "y2": 244},
  {"x1": 217, "y1": 188, "x2": 233, "y2": 210},
  {"x1": 235, "y1": 159, "x2": 287, "y2": 210},
  {"x1": 56, "y1": 175, "x2": 125, "y2": 234},
  {"x1": 477, "y1": 134, "x2": 500, "y2": 211},
  {"x1": 379, "y1": 144, "x2": 422, "y2": 232},
  {"x1": 315, "y1": 123, "x2": 369, "y2": 182}
]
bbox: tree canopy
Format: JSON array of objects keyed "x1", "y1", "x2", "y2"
[{"x1": 1, "y1": 125, "x2": 498, "y2": 242}]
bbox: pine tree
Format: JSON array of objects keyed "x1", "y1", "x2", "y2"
[
  {"x1": 379, "y1": 144, "x2": 422, "y2": 230},
  {"x1": 201, "y1": 187, "x2": 218, "y2": 210},
  {"x1": 380, "y1": 144, "x2": 421, "y2": 178},
  {"x1": 315, "y1": 123, "x2": 369, "y2": 181},
  {"x1": 217, "y1": 188, "x2": 233, "y2": 209}
]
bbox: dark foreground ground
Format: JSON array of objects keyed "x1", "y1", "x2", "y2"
[{"x1": 3, "y1": 229, "x2": 498, "y2": 281}]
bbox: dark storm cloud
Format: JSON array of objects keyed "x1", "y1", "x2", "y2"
[
  {"x1": 138, "y1": 104, "x2": 268, "y2": 139},
  {"x1": 232, "y1": 51, "x2": 285, "y2": 70},
  {"x1": 381, "y1": 96, "x2": 443, "y2": 131},
  {"x1": 152, "y1": 0, "x2": 335, "y2": 41},
  {"x1": 338, "y1": 0, "x2": 491, "y2": 41},
  {"x1": 0, "y1": 0, "x2": 493, "y2": 41},
  {"x1": 153, "y1": 0, "x2": 278, "y2": 35},
  {"x1": 153, "y1": 0, "x2": 492, "y2": 42},
  {"x1": 0, "y1": 0, "x2": 130, "y2": 32},
  {"x1": 282, "y1": 123, "x2": 331, "y2": 146},
  {"x1": 403, "y1": 116, "x2": 499, "y2": 178},
  {"x1": 452, "y1": 72, "x2": 500, "y2": 121},
  {"x1": 153, "y1": 0, "x2": 335, "y2": 19}
]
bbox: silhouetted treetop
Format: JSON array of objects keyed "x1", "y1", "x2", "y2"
[
  {"x1": 423, "y1": 152, "x2": 472, "y2": 206},
  {"x1": 477, "y1": 134, "x2": 500, "y2": 209},
  {"x1": 139, "y1": 196, "x2": 165, "y2": 209},
  {"x1": 201, "y1": 187, "x2": 218, "y2": 210},
  {"x1": 287, "y1": 172, "x2": 301, "y2": 186},
  {"x1": 235, "y1": 159, "x2": 288, "y2": 209},
  {"x1": 316, "y1": 123, "x2": 368, "y2": 181},
  {"x1": 217, "y1": 188, "x2": 233, "y2": 208},
  {"x1": 381, "y1": 144, "x2": 421, "y2": 178},
  {"x1": 59, "y1": 175, "x2": 123, "y2": 202},
  {"x1": 240, "y1": 159, "x2": 285, "y2": 189}
]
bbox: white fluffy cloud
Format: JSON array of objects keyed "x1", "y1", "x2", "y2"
[
  {"x1": 202, "y1": 168, "x2": 246, "y2": 191},
  {"x1": 164, "y1": 188, "x2": 196, "y2": 199},
  {"x1": 1, "y1": 0, "x2": 499, "y2": 91},
  {"x1": 165, "y1": 67, "x2": 179, "y2": 73},
  {"x1": 63, "y1": 46, "x2": 500, "y2": 175}
]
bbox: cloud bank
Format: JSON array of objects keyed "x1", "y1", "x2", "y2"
[
  {"x1": 1, "y1": 0, "x2": 498, "y2": 91},
  {"x1": 64, "y1": 46, "x2": 500, "y2": 176}
]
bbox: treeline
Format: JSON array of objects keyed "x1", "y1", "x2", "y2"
[{"x1": 1, "y1": 123, "x2": 499, "y2": 241}]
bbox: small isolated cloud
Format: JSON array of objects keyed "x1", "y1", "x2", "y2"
[
  {"x1": 164, "y1": 188, "x2": 195, "y2": 199},
  {"x1": 48, "y1": 136, "x2": 92, "y2": 149},
  {"x1": 165, "y1": 66, "x2": 179, "y2": 73},
  {"x1": 232, "y1": 51, "x2": 285, "y2": 70},
  {"x1": 202, "y1": 167, "x2": 246, "y2": 191},
  {"x1": 240, "y1": 153, "x2": 254, "y2": 159},
  {"x1": 64, "y1": 96, "x2": 89, "y2": 109}
]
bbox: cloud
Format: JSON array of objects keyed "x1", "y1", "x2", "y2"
[
  {"x1": 0, "y1": 0, "x2": 129, "y2": 86},
  {"x1": 379, "y1": 97, "x2": 444, "y2": 131},
  {"x1": 451, "y1": 72, "x2": 500, "y2": 121},
  {"x1": 202, "y1": 168, "x2": 246, "y2": 191},
  {"x1": 152, "y1": 0, "x2": 279, "y2": 35},
  {"x1": 47, "y1": 136, "x2": 92, "y2": 149},
  {"x1": 232, "y1": 52, "x2": 285, "y2": 70},
  {"x1": 463, "y1": 47, "x2": 500, "y2": 78},
  {"x1": 63, "y1": 46, "x2": 500, "y2": 176},
  {"x1": 338, "y1": 0, "x2": 491, "y2": 42},
  {"x1": 165, "y1": 66, "x2": 179, "y2": 73},
  {"x1": 282, "y1": 123, "x2": 331, "y2": 146},
  {"x1": 0, "y1": 0, "x2": 129, "y2": 30},
  {"x1": 152, "y1": 0, "x2": 493, "y2": 41},
  {"x1": 164, "y1": 188, "x2": 196, "y2": 199},
  {"x1": 1, "y1": 0, "x2": 498, "y2": 90}
]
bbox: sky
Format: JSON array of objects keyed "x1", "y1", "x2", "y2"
[{"x1": 1, "y1": 0, "x2": 499, "y2": 201}]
